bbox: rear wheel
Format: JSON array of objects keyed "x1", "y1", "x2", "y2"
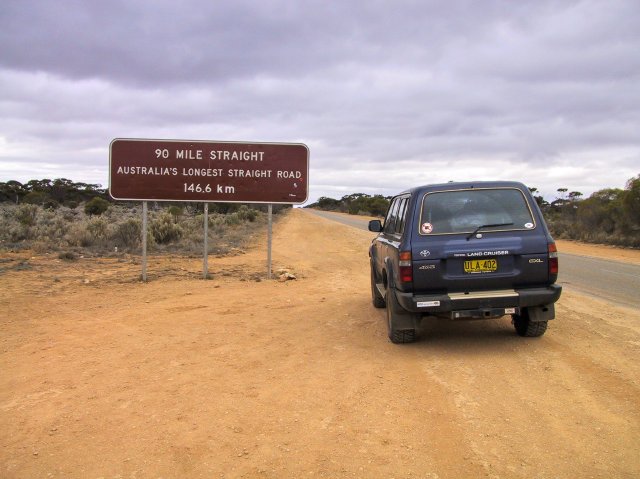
[
  {"x1": 513, "y1": 309, "x2": 548, "y2": 337},
  {"x1": 370, "y1": 263, "x2": 385, "y2": 308},
  {"x1": 385, "y1": 287, "x2": 417, "y2": 344}
]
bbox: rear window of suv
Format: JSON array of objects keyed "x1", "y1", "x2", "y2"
[{"x1": 419, "y1": 187, "x2": 535, "y2": 235}]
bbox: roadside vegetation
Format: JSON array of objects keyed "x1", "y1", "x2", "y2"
[
  {"x1": 306, "y1": 193, "x2": 390, "y2": 216},
  {"x1": 306, "y1": 175, "x2": 640, "y2": 248},
  {"x1": 2, "y1": 176, "x2": 638, "y2": 251},
  {"x1": 0, "y1": 178, "x2": 286, "y2": 257}
]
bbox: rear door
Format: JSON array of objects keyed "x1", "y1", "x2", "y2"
[
  {"x1": 373, "y1": 195, "x2": 410, "y2": 285},
  {"x1": 411, "y1": 187, "x2": 550, "y2": 293}
]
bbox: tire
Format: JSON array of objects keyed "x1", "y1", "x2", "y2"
[
  {"x1": 513, "y1": 309, "x2": 548, "y2": 337},
  {"x1": 370, "y1": 263, "x2": 385, "y2": 308},
  {"x1": 385, "y1": 286, "x2": 417, "y2": 344}
]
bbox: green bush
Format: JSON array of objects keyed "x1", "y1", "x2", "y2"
[
  {"x1": 236, "y1": 205, "x2": 258, "y2": 222},
  {"x1": 167, "y1": 205, "x2": 184, "y2": 222},
  {"x1": 113, "y1": 218, "x2": 141, "y2": 248},
  {"x1": 205, "y1": 214, "x2": 228, "y2": 234},
  {"x1": 87, "y1": 217, "x2": 109, "y2": 241},
  {"x1": 15, "y1": 204, "x2": 39, "y2": 226},
  {"x1": 34, "y1": 209, "x2": 68, "y2": 245},
  {"x1": 84, "y1": 197, "x2": 110, "y2": 216},
  {"x1": 23, "y1": 191, "x2": 50, "y2": 206},
  {"x1": 225, "y1": 212, "x2": 242, "y2": 226},
  {"x1": 151, "y1": 213, "x2": 183, "y2": 244},
  {"x1": 65, "y1": 223, "x2": 93, "y2": 247}
]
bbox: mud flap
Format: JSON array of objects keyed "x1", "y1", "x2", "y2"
[
  {"x1": 391, "y1": 310, "x2": 418, "y2": 330},
  {"x1": 527, "y1": 304, "x2": 555, "y2": 322},
  {"x1": 387, "y1": 287, "x2": 419, "y2": 329}
]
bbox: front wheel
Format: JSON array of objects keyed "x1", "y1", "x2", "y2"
[
  {"x1": 512, "y1": 309, "x2": 548, "y2": 337},
  {"x1": 385, "y1": 287, "x2": 417, "y2": 344}
]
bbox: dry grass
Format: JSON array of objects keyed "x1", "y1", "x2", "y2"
[{"x1": 0, "y1": 203, "x2": 270, "y2": 257}]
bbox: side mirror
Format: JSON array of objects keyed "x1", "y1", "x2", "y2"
[{"x1": 368, "y1": 220, "x2": 383, "y2": 232}]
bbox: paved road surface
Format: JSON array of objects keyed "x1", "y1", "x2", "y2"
[
  {"x1": 305, "y1": 208, "x2": 640, "y2": 309},
  {"x1": 558, "y1": 253, "x2": 640, "y2": 309}
]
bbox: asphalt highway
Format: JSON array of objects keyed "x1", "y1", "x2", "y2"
[{"x1": 304, "y1": 208, "x2": 640, "y2": 309}]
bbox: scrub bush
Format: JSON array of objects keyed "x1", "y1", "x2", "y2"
[
  {"x1": 66, "y1": 223, "x2": 94, "y2": 247},
  {"x1": 87, "y1": 217, "x2": 109, "y2": 241},
  {"x1": 236, "y1": 205, "x2": 258, "y2": 222},
  {"x1": 151, "y1": 213, "x2": 183, "y2": 244},
  {"x1": 15, "y1": 204, "x2": 39, "y2": 227},
  {"x1": 113, "y1": 218, "x2": 142, "y2": 249},
  {"x1": 168, "y1": 205, "x2": 184, "y2": 222},
  {"x1": 84, "y1": 197, "x2": 110, "y2": 216},
  {"x1": 0, "y1": 201, "x2": 268, "y2": 255}
]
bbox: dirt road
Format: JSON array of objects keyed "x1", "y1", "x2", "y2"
[{"x1": 1, "y1": 209, "x2": 639, "y2": 478}]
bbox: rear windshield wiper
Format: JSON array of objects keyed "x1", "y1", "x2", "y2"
[{"x1": 466, "y1": 223, "x2": 514, "y2": 241}]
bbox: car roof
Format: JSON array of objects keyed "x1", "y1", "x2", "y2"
[{"x1": 397, "y1": 180, "x2": 529, "y2": 197}]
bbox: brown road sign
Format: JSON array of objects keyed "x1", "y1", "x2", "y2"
[{"x1": 109, "y1": 138, "x2": 309, "y2": 204}]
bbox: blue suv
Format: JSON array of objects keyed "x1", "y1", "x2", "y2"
[{"x1": 368, "y1": 181, "x2": 562, "y2": 343}]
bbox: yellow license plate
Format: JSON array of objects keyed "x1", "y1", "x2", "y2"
[{"x1": 464, "y1": 258, "x2": 498, "y2": 273}]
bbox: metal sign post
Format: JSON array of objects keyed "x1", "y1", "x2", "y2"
[
  {"x1": 267, "y1": 204, "x2": 273, "y2": 279},
  {"x1": 203, "y1": 203, "x2": 209, "y2": 279},
  {"x1": 142, "y1": 201, "x2": 148, "y2": 282}
]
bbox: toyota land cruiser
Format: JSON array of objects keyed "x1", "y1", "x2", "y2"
[{"x1": 368, "y1": 181, "x2": 562, "y2": 343}]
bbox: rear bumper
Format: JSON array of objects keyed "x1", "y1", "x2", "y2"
[{"x1": 396, "y1": 284, "x2": 562, "y2": 318}]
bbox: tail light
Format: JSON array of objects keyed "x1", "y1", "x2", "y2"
[
  {"x1": 548, "y1": 242, "x2": 559, "y2": 278},
  {"x1": 399, "y1": 251, "x2": 413, "y2": 283}
]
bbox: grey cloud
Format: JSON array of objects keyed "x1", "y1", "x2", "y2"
[{"x1": 0, "y1": 0, "x2": 557, "y2": 85}]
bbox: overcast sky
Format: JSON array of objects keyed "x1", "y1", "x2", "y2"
[{"x1": 1, "y1": 0, "x2": 639, "y2": 203}]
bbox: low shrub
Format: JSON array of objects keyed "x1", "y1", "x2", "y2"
[
  {"x1": 236, "y1": 205, "x2": 258, "y2": 222},
  {"x1": 15, "y1": 204, "x2": 39, "y2": 227},
  {"x1": 0, "y1": 202, "x2": 268, "y2": 256},
  {"x1": 85, "y1": 197, "x2": 110, "y2": 216},
  {"x1": 168, "y1": 205, "x2": 184, "y2": 222},
  {"x1": 113, "y1": 218, "x2": 142, "y2": 249},
  {"x1": 151, "y1": 213, "x2": 183, "y2": 244},
  {"x1": 87, "y1": 217, "x2": 108, "y2": 241},
  {"x1": 65, "y1": 223, "x2": 93, "y2": 247},
  {"x1": 58, "y1": 251, "x2": 78, "y2": 261}
]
